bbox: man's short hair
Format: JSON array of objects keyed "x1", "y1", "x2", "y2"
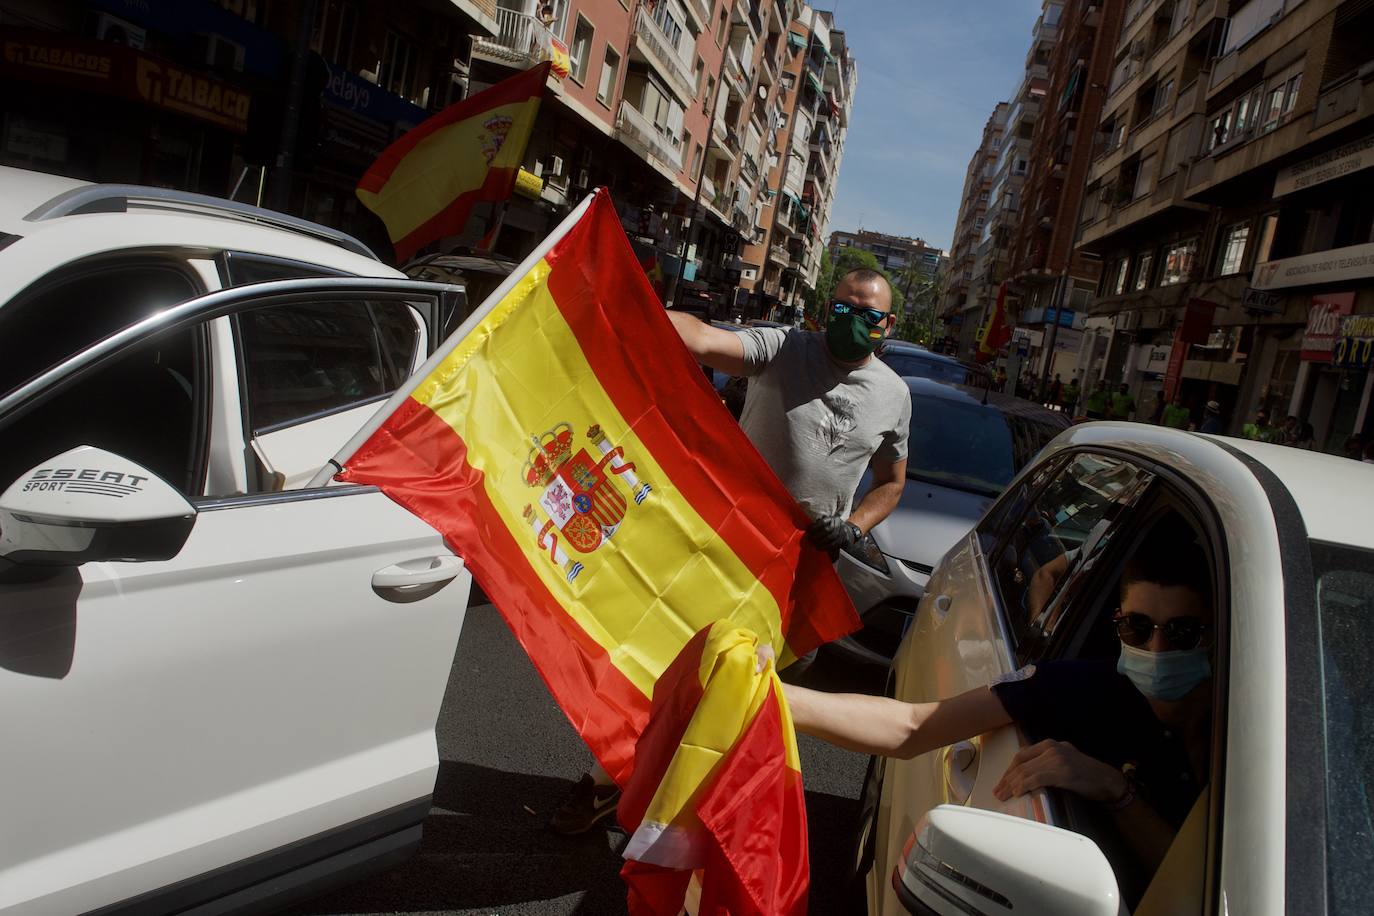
[
  {"x1": 1121, "y1": 518, "x2": 1211, "y2": 604},
  {"x1": 836, "y1": 267, "x2": 892, "y2": 296}
]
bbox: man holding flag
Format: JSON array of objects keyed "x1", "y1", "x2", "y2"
[
  {"x1": 326, "y1": 189, "x2": 865, "y2": 914},
  {"x1": 552, "y1": 266, "x2": 912, "y2": 834}
]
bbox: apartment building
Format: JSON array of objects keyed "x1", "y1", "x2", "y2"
[
  {"x1": 827, "y1": 228, "x2": 943, "y2": 279},
  {"x1": 2, "y1": 0, "x2": 853, "y2": 318},
  {"x1": 940, "y1": 103, "x2": 1009, "y2": 352},
  {"x1": 1007, "y1": 0, "x2": 1125, "y2": 383},
  {"x1": 732, "y1": 4, "x2": 854, "y2": 321},
  {"x1": 1077, "y1": 0, "x2": 1374, "y2": 450}
]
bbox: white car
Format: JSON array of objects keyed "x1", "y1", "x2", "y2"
[
  {"x1": 0, "y1": 168, "x2": 477, "y2": 913},
  {"x1": 857, "y1": 422, "x2": 1374, "y2": 915},
  {"x1": 835, "y1": 377, "x2": 1068, "y2": 664}
]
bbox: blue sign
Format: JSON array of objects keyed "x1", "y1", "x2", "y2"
[{"x1": 323, "y1": 62, "x2": 429, "y2": 128}]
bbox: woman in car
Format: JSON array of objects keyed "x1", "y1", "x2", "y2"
[{"x1": 785, "y1": 521, "x2": 1213, "y2": 880}]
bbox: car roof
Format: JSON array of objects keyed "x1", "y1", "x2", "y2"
[
  {"x1": 902, "y1": 376, "x2": 1065, "y2": 423},
  {"x1": 881, "y1": 339, "x2": 989, "y2": 372},
  {"x1": 1052, "y1": 422, "x2": 1374, "y2": 550},
  {"x1": 0, "y1": 166, "x2": 90, "y2": 230}
]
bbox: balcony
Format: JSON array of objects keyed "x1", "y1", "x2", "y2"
[
  {"x1": 632, "y1": 7, "x2": 696, "y2": 104},
  {"x1": 768, "y1": 242, "x2": 789, "y2": 265},
  {"x1": 739, "y1": 152, "x2": 760, "y2": 185},
  {"x1": 473, "y1": 8, "x2": 557, "y2": 70},
  {"x1": 709, "y1": 116, "x2": 738, "y2": 161},
  {"x1": 615, "y1": 100, "x2": 683, "y2": 172},
  {"x1": 682, "y1": 0, "x2": 711, "y2": 33}
]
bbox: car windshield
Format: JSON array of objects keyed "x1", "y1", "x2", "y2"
[
  {"x1": 906, "y1": 397, "x2": 1014, "y2": 497},
  {"x1": 881, "y1": 351, "x2": 970, "y2": 385},
  {"x1": 1312, "y1": 540, "x2": 1374, "y2": 916}
]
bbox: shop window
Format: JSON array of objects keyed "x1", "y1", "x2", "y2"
[
  {"x1": 598, "y1": 45, "x2": 621, "y2": 106},
  {"x1": 1215, "y1": 222, "x2": 1250, "y2": 276},
  {"x1": 1160, "y1": 239, "x2": 1197, "y2": 286},
  {"x1": 570, "y1": 15, "x2": 594, "y2": 84}
]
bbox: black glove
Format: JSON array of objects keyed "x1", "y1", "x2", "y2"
[{"x1": 806, "y1": 515, "x2": 862, "y2": 552}]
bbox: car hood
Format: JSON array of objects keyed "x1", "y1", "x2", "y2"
[{"x1": 870, "y1": 481, "x2": 994, "y2": 567}]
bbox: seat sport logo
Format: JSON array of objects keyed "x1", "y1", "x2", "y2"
[
  {"x1": 520, "y1": 423, "x2": 652, "y2": 583},
  {"x1": 20, "y1": 467, "x2": 149, "y2": 497}
]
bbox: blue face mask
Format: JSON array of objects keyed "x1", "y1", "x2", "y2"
[{"x1": 1117, "y1": 642, "x2": 1211, "y2": 702}]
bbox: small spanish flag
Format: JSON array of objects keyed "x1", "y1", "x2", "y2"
[
  {"x1": 976, "y1": 280, "x2": 1012, "y2": 364},
  {"x1": 357, "y1": 63, "x2": 551, "y2": 262},
  {"x1": 549, "y1": 37, "x2": 571, "y2": 80}
]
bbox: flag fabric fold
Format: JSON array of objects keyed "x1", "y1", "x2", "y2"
[
  {"x1": 356, "y1": 62, "x2": 550, "y2": 262},
  {"x1": 619, "y1": 622, "x2": 808, "y2": 916},
  {"x1": 336, "y1": 188, "x2": 858, "y2": 801}
]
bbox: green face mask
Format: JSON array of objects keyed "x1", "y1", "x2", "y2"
[{"x1": 826, "y1": 312, "x2": 887, "y2": 362}]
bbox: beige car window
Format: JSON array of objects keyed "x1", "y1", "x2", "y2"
[{"x1": 992, "y1": 452, "x2": 1151, "y2": 656}]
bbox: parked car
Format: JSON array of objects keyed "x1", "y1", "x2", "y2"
[
  {"x1": 834, "y1": 377, "x2": 1069, "y2": 663},
  {"x1": 0, "y1": 167, "x2": 474, "y2": 914},
  {"x1": 856, "y1": 422, "x2": 1374, "y2": 916},
  {"x1": 402, "y1": 249, "x2": 519, "y2": 325},
  {"x1": 877, "y1": 339, "x2": 993, "y2": 390}
]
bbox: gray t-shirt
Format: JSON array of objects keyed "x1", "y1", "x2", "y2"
[{"x1": 736, "y1": 327, "x2": 911, "y2": 519}]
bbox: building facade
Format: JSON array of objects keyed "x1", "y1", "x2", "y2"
[
  {"x1": 0, "y1": 0, "x2": 855, "y2": 321},
  {"x1": 940, "y1": 103, "x2": 1008, "y2": 354},
  {"x1": 1076, "y1": 0, "x2": 1374, "y2": 451}
]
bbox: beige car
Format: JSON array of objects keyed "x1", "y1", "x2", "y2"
[{"x1": 856, "y1": 421, "x2": 1374, "y2": 916}]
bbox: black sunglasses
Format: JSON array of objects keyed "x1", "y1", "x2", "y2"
[
  {"x1": 1112, "y1": 611, "x2": 1210, "y2": 650},
  {"x1": 831, "y1": 300, "x2": 889, "y2": 328}
]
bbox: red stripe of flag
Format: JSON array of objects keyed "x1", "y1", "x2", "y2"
[{"x1": 339, "y1": 397, "x2": 649, "y2": 781}]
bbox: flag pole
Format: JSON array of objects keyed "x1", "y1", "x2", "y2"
[{"x1": 306, "y1": 188, "x2": 601, "y2": 488}]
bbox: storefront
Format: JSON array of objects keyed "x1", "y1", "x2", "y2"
[{"x1": 1, "y1": 28, "x2": 256, "y2": 193}]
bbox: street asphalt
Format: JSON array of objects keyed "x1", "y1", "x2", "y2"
[{"x1": 286, "y1": 596, "x2": 885, "y2": 916}]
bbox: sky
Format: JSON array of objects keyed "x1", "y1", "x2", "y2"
[{"x1": 821, "y1": 0, "x2": 1045, "y2": 251}]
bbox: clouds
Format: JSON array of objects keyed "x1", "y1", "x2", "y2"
[{"x1": 824, "y1": 0, "x2": 1042, "y2": 248}]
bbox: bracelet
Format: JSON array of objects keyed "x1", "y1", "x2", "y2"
[{"x1": 1104, "y1": 783, "x2": 1136, "y2": 811}]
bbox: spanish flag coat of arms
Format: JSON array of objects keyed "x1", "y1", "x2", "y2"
[{"x1": 330, "y1": 190, "x2": 859, "y2": 914}]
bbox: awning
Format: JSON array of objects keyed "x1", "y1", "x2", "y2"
[
  {"x1": 805, "y1": 69, "x2": 824, "y2": 96},
  {"x1": 787, "y1": 31, "x2": 807, "y2": 51},
  {"x1": 1059, "y1": 63, "x2": 1083, "y2": 109}
]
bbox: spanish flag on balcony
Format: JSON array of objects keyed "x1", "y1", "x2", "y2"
[
  {"x1": 330, "y1": 190, "x2": 858, "y2": 910},
  {"x1": 976, "y1": 281, "x2": 1013, "y2": 364},
  {"x1": 356, "y1": 62, "x2": 551, "y2": 262}
]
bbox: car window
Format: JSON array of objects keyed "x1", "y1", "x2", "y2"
[
  {"x1": 0, "y1": 327, "x2": 204, "y2": 496},
  {"x1": 0, "y1": 261, "x2": 201, "y2": 396},
  {"x1": 907, "y1": 399, "x2": 1015, "y2": 497},
  {"x1": 990, "y1": 452, "x2": 1152, "y2": 656},
  {"x1": 881, "y1": 352, "x2": 963, "y2": 383},
  {"x1": 1311, "y1": 541, "x2": 1374, "y2": 916},
  {"x1": 220, "y1": 252, "x2": 349, "y2": 287},
  {"x1": 237, "y1": 300, "x2": 420, "y2": 434}
]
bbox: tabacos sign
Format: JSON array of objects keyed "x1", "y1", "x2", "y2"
[{"x1": 134, "y1": 58, "x2": 250, "y2": 133}]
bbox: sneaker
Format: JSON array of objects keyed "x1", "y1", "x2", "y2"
[{"x1": 550, "y1": 773, "x2": 621, "y2": 834}]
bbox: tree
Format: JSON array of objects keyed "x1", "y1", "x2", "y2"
[{"x1": 894, "y1": 265, "x2": 947, "y2": 345}]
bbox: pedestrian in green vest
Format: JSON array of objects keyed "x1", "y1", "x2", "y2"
[
  {"x1": 1243, "y1": 408, "x2": 1274, "y2": 442},
  {"x1": 1109, "y1": 383, "x2": 1136, "y2": 420},
  {"x1": 1084, "y1": 381, "x2": 1109, "y2": 419},
  {"x1": 1162, "y1": 396, "x2": 1191, "y2": 429},
  {"x1": 1061, "y1": 378, "x2": 1081, "y2": 416}
]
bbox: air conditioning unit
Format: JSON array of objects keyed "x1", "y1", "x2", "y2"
[
  {"x1": 200, "y1": 33, "x2": 246, "y2": 72},
  {"x1": 94, "y1": 12, "x2": 146, "y2": 48},
  {"x1": 550, "y1": 155, "x2": 565, "y2": 177}
]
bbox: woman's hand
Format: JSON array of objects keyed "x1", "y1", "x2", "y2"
[{"x1": 992, "y1": 740, "x2": 1128, "y2": 803}]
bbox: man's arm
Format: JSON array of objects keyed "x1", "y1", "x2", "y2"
[
  {"x1": 848, "y1": 456, "x2": 905, "y2": 535},
  {"x1": 783, "y1": 683, "x2": 1012, "y2": 759},
  {"x1": 666, "y1": 310, "x2": 748, "y2": 376}
]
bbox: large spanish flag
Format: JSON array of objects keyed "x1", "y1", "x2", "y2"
[
  {"x1": 975, "y1": 280, "x2": 1012, "y2": 364},
  {"x1": 356, "y1": 63, "x2": 550, "y2": 263},
  {"x1": 332, "y1": 188, "x2": 859, "y2": 785}
]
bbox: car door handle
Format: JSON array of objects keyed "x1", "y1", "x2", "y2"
[
  {"x1": 372, "y1": 555, "x2": 465, "y2": 589},
  {"x1": 943, "y1": 739, "x2": 979, "y2": 805}
]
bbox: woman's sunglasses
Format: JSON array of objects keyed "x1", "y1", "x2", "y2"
[
  {"x1": 1112, "y1": 611, "x2": 1210, "y2": 650},
  {"x1": 831, "y1": 300, "x2": 889, "y2": 327}
]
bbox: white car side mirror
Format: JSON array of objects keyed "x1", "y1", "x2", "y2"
[
  {"x1": 0, "y1": 446, "x2": 195, "y2": 566},
  {"x1": 894, "y1": 805, "x2": 1121, "y2": 916}
]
